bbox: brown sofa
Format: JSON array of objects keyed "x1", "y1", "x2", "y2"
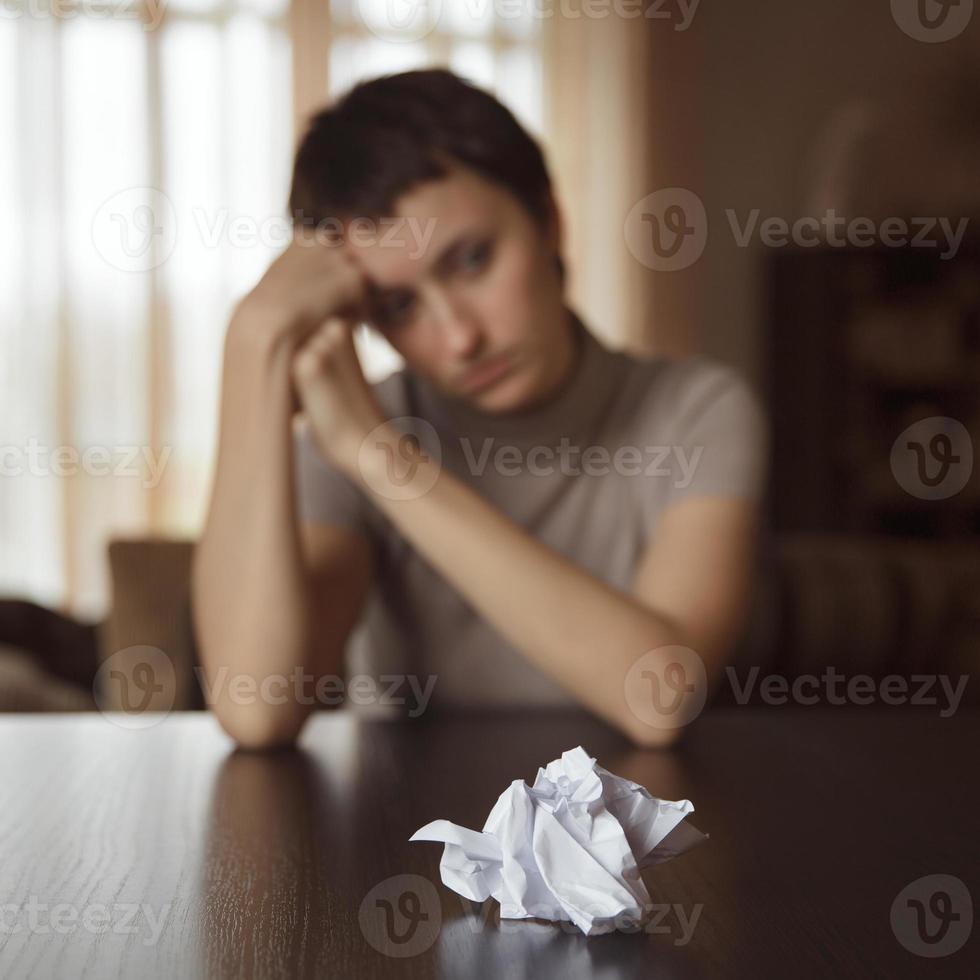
[{"x1": 0, "y1": 539, "x2": 197, "y2": 712}]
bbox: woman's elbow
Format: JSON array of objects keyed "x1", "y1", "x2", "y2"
[
  {"x1": 212, "y1": 703, "x2": 309, "y2": 751},
  {"x1": 623, "y1": 721, "x2": 685, "y2": 750}
]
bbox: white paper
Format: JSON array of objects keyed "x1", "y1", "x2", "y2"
[{"x1": 409, "y1": 745, "x2": 705, "y2": 936}]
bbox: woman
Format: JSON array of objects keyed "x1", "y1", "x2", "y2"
[{"x1": 191, "y1": 69, "x2": 768, "y2": 749}]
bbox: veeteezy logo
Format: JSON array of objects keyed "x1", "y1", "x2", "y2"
[
  {"x1": 0, "y1": 0, "x2": 167, "y2": 31},
  {"x1": 891, "y1": 874, "x2": 973, "y2": 957},
  {"x1": 626, "y1": 188, "x2": 971, "y2": 271},
  {"x1": 455, "y1": 893, "x2": 703, "y2": 942},
  {"x1": 726, "y1": 666, "x2": 969, "y2": 717},
  {"x1": 625, "y1": 188, "x2": 708, "y2": 271},
  {"x1": 355, "y1": 0, "x2": 701, "y2": 45},
  {"x1": 891, "y1": 0, "x2": 974, "y2": 42},
  {"x1": 195, "y1": 666, "x2": 438, "y2": 717},
  {"x1": 92, "y1": 188, "x2": 439, "y2": 273},
  {"x1": 458, "y1": 437, "x2": 704, "y2": 484},
  {"x1": 891, "y1": 416, "x2": 973, "y2": 501},
  {"x1": 0, "y1": 897, "x2": 170, "y2": 945},
  {"x1": 726, "y1": 209, "x2": 969, "y2": 260}
]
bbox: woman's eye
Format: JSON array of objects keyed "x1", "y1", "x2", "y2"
[
  {"x1": 459, "y1": 240, "x2": 492, "y2": 274},
  {"x1": 377, "y1": 293, "x2": 415, "y2": 327}
]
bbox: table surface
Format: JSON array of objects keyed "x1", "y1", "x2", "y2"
[{"x1": 0, "y1": 708, "x2": 976, "y2": 980}]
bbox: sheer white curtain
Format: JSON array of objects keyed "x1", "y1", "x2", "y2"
[
  {"x1": 1, "y1": 0, "x2": 653, "y2": 618},
  {"x1": 1, "y1": 0, "x2": 291, "y2": 617}
]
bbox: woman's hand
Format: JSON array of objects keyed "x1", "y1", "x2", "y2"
[
  {"x1": 226, "y1": 225, "x2": 367, "y2": 369},
  {"x1": 223, "y1": 225, "x2": 387, "y2": 472},
  {"x1": 291, "y1": 316, "x2": 387, "y2": 476}
]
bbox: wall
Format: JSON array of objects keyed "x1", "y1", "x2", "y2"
[{"x1": 644, "y1": 0, "x2": 980, "y2": 389}]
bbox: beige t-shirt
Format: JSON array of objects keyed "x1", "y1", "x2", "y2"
[{"x1": 294, "y1": 309, "x2": 769, "y2": 710}]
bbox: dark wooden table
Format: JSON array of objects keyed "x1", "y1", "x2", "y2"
[{"x1": 0, "y1": 709, "x2": 976, "y2": 979}]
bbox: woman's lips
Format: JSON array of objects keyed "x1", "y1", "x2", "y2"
[{"x1": 460, "y1": 354, "x2": 513, "y2": 393}]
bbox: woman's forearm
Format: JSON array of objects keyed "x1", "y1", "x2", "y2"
[
  {"x1": 191, "y1": 320, "x2": 321, "y2": 746},
  {"x1": 348, "y1": 424, "x2": 684, "y2": 745}
]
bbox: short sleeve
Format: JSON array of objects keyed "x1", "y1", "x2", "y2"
[
  {"x1": 292, "y1": 417, "x2": 371, "y2": 532},
  {"x1": 662, "y1": 361, "x2": 770, "y2": 510}
]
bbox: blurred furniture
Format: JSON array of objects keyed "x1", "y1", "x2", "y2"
[
  {"x1": 0, "y1": 601, "x2": 99, "y2": 710},
  {"x1": 96, "y1": 538, "x2": 201, "y2": 712},
  {"x1": 0, "y1": 538, "x2": 199, "y2": 713},
  {"x1": 1, "y1": 532, "x2": 978, "y2": 711},
  {"x1": 768, "y1": 242, "x2": 980, "y2": 537},
  {"x1": 727, "y1": 532, "x2": 980, "y2": 704}
]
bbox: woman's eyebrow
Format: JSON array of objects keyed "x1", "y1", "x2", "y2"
[{"x1": 365, "y1": 232, "x2": 480, "y2": 298}]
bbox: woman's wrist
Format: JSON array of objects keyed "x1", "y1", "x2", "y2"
[
  {"x1": 346, "y1": 421, "x2": 443, "y2": 502},
  {"x1": 225, "y1": 307, "x2": 298, "y2": 380}
]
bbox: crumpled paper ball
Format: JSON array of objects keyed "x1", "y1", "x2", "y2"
[{"x1": 409, "y1": 745, "x2": 704, "y2": 936}]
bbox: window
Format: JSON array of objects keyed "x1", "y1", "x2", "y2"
[{"x1": 1, "y1": 0, "x2": 291, "y2": 613}]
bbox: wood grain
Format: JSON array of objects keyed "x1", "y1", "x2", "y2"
[{"x1": 0, "y1": 709, "x2": 976, "y2": 979}]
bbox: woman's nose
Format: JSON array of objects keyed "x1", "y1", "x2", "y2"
[{"x1": 430, "y1": 293, "x2": 484, "y2": 359}]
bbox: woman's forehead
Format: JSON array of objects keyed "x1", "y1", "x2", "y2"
[{"x1": 344, "y1": 172, "x2": 511, "y2": 287}]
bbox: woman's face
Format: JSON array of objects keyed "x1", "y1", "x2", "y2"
[{"x1": 343, "y1": 161, "x2": 573, "y2": 415}]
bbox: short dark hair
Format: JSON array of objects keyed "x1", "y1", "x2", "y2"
[{"x1": 288, "y1": 68, "x2": 564, "y2": 280}]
